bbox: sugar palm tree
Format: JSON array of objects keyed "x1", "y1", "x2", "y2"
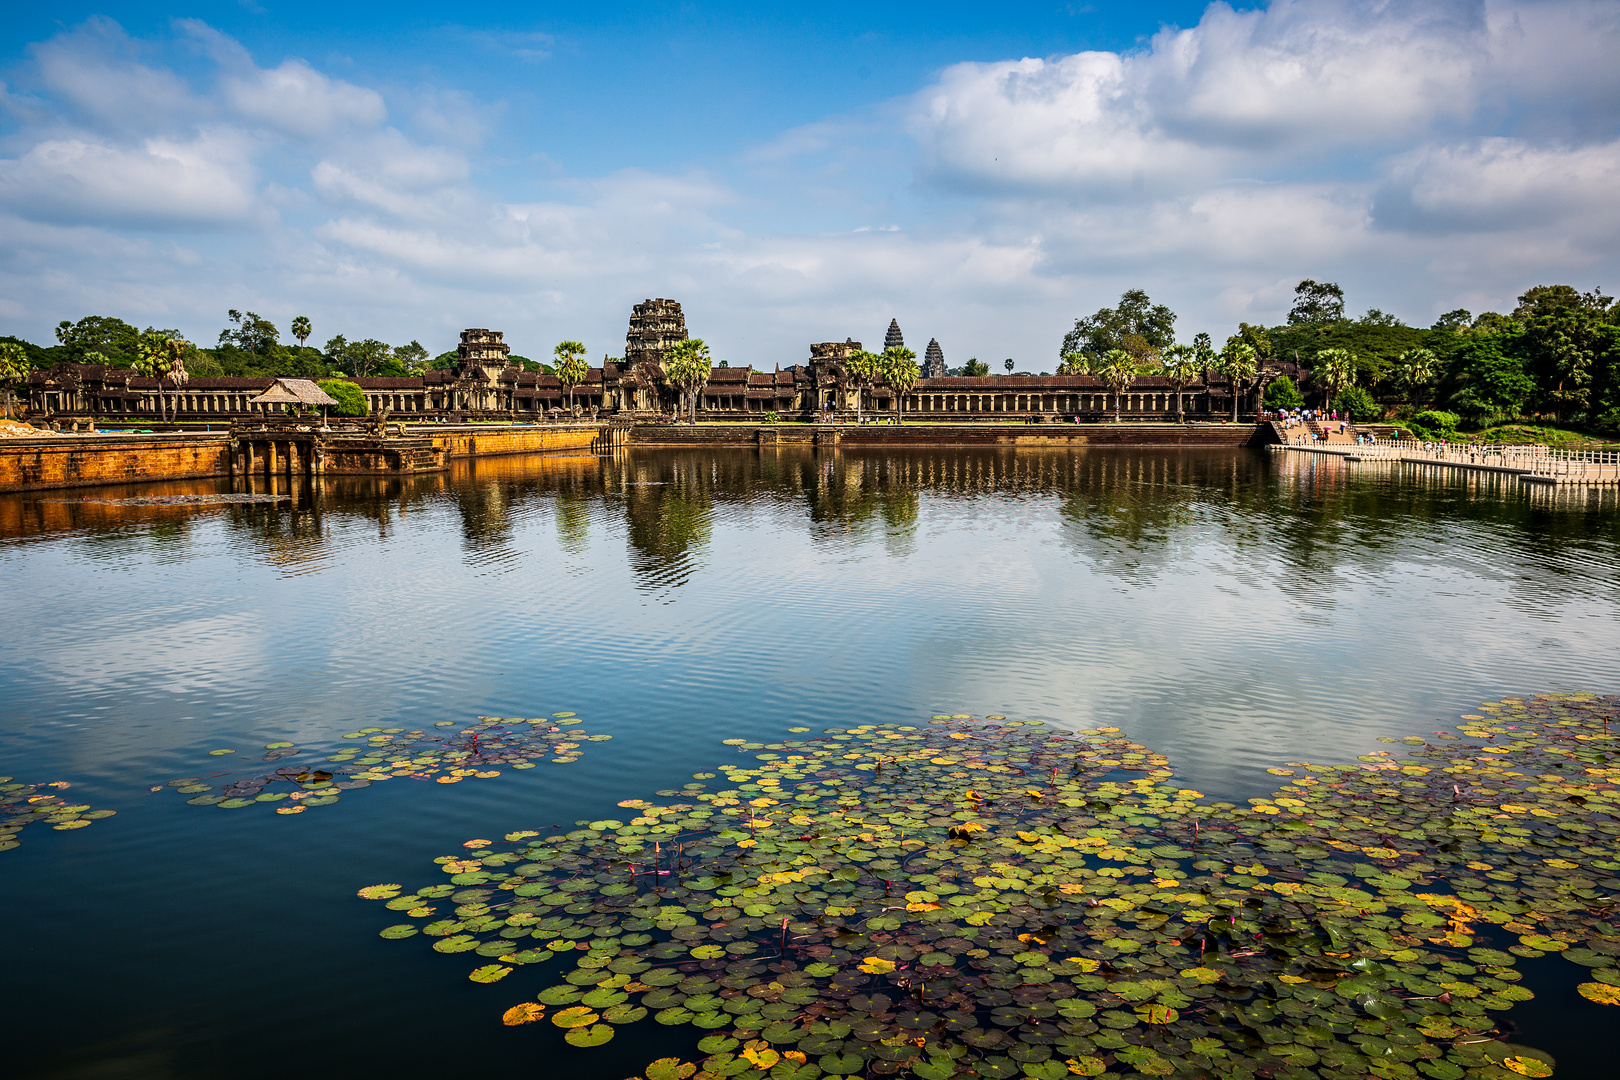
[
  {"x1": 1395, "y1": 347, "x2": 1437, "y2": 408},
  {"x1": 291, "y1": 316, "x2": 312, "y2": 349},
  {"x1": 1056, "y1": 351, "x2": 1089, "y2": 376},
  {"x1": 663, "y1": 339, "x2": 711, "y2": 424},
  {"x1": 1097, "y1": 349, "x2": 1137, "y2": 422},
  {"x1": 553, "y1": 340, "x2": 588, "y2": 414},
  {"x1": 1314, "y1": 347, "x2": 1357, "y2": 406},
  {"x1": 1160, "y1": 343, "x2": 1199, "y2": 424},
  {"x1": 134, "y1": 332, "x2": 173, "y2": 421},
  {"x1": 846, "y1": 350, "x2": 885, "y2": 422},
  {"x1": 1215, "y1": 342, "x2": 1258, "y2": 422},
  {"x1": 882, "y1": 346, "x2": 918, "y2": 423}
]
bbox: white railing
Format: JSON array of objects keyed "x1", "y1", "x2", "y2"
[{"x1": 1284, "y1": 435, "x2": 1619, "y2": 482}]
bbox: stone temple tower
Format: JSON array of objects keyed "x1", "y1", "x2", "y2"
[
  {"x1": 626, "y1": 299, "x2": 688, "y2": 368},
  {"x1": 923, "y1": 338, "x2": 946, "y2": 378},
  {"x1": 884, "y1": 319, "x2": 904, "y2": 353}
]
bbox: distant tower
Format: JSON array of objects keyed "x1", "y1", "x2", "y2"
[
  {"x1": 626, "y1": 299, "x2": 688, "y2": 368},
  {"x1": 884, "y1": 319, "x2": 904, "y2": 353},
  {"x1": 458, "y1": 329, "x2": 512, "y2": 369},
  {"x1": 923, "y1": 338, "x2": 946, "y2": 378}
]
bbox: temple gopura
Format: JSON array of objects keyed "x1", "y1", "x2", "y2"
[{"x1": 25, "y1": 300, "x2": 1288, "y2": 425}]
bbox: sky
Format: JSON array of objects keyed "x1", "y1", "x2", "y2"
[{"x1": 1, "y1": 0, "x2": 1618, "y2": 368}]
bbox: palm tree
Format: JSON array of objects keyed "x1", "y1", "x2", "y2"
[
  {"x1": 0, "y1": 342, "x2": 27, "y2": 420},
  {"x1": 553, "y1": 340, "x2": 588, "y2": 414},
  {"x1": 663, "y1": 339, "x2": 712, "y2": 424},
  {"x1": 846, "y1": 350, "x2": 884, "y2": 422},
  {"x1": 882, "y1": 346, "x2": 918, "y2": 423},
  {"x1": 1215, "y1": 342, "x2": 1258, "y2": 422},
  {"x1": 134, "y1": 332, "x2": 173, "y2": 421},
  {"x1": 1314, "y1": 347, "x2": 1357, "y2": 407},
  {"x1": 1160, "y1": 344, "x2": 1199, "y2": 423},
  {"x1": 1057, "y1": 351, "x2": 1089, "y2": 376},
  {"x1": 291, "y1": 316, "x2": 312, "y2": 349},
  {"x1": 1098, "y1": 349, "x2": 1137, "y2": 422},
  {"x1": 1395, "y1": 347, "x2": 1437, "y2": 408}
]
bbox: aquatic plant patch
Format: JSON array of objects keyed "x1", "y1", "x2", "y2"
[
  {"x1": 166, "y1": 714, "x2": 608, "y2": 814},
  {"x1": 0, "y1": 777, "x2": 116, "y2": 851},
  {"x1": 359, "y1": 696, "x2": 1619, "y2": 1079}
]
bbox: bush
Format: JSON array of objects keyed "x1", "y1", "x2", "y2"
[
  {"x1": 318, "y1": 379, "x2": 368, "y2": 417},
  {"x1": 1406, "y1": 409, "x2": 1460, "y2": 440},
  {"x1": 765, "y1": 410, "x2": 779, "y2": 424},
  {"x1": 1333, "y1": 385, "x2": 1381, "y2": 423},
  {"x1": 1264, "y1": 377, "x2": 1304, "y2": 410}
]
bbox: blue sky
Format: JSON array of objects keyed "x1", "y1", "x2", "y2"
[{"x1": 2, "y1": 1, "x2": 1618, "y2": 368}]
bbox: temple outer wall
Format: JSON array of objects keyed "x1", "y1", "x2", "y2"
[
  {"x1": 0, "y1": 425, "x2": 601, "y2": 492},
  {"x1": 424, "y1": 425, "x2": 601, "y2": 459},
  {"x1": 0, "y1": 435, "x2": 231, "y2": 492}
]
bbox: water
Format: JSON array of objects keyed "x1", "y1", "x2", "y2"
[{"x1": 1, "y1": 445, "x2": 1616, "y2": 1078}]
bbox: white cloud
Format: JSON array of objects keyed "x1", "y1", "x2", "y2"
[
  {"x1": 0, "y1": 4, "x2": 1617, "y2": 366},
  {"x1": 0, "y1": 130, "x2": 261, "y2": 227}
]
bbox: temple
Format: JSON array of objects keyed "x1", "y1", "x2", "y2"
[
  {"x1": 25, "y1": 298, "x2": 1297, "y2": 427},
  {"x1": 884, "y1": 319, "x2": 904, "y2": 353}
]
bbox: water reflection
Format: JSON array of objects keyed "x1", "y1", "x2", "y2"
[{"x1": 4, "y1": 447, "x2": 1617, "y2": 606}]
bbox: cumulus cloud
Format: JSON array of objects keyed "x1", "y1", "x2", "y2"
[
  {"x1": 0, "y1": 3, "x2": 1617, "y2": 366},
  {"x1": 0, "y1": 130, "x2": 261, "y2": 227}
]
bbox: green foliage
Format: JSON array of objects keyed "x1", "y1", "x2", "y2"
[
  {"x1": 393, "y1": 340, "x2": 429, "y2": 372},
  {"x1": 325, "y1": 335, "x2": 393, "y2": 377},
  {"x1": 0, "y1": 341, "x2": 29, "y2": 418},
  {"x1": 554, "y1": 341, "x2": 589, "y2": 410},
  {"x1": 882, "y1": 347, "x2": 919, "y2": 418},
  {"x1": 219, "y1": 310, "x2": 279, "y2": 357},
  {"x1": 1333, "y1": 385, "x2": 1380, "y2": 422},
  {"x1": 1226, "y1": 322, "x2": 1273, "y2": 359},
  {"x1": 1437, "y1": 332, "x2": 1535, "y2": 427},
  {"x1": 290, "y1": 316, "x2": 312, "y2": 347},
  {"x1": 1312, "y1": 347, "x2": 1357, "y2": 399},
  {"x1": 55, "y1": 315, "x2": 140, "y2": 365},
  {"x1": 1287, "y1": 279, "x2": 1345, "y2": 324},
  {"x1": 959, "y1": 358, "x2": 990, "y2": 376},
  {"x1": 1214, "y1": 341, "x2": 1258, "y2": 421},
  {"x1": 1409, "y1": 409, "x2": 1460, "y2": 438},
  {"x1": 318, "y1": 379, "x2": 369, "y2": 417},
  {"x1": 1431, "y1": 308, "x2": 1471, "y2": 331},
  {"x1": 764, "y1": 411, "x2": 779, "y2": 424},
  {"x1": 664, "y1": 339, "x2": 712, "y2": 422},
  {"x1": 1060, "y1": 289, "x2": 1176, "y2": 363},
  {"x1": 1263, "y1": 376, "x2": 1303, "y2": 409},
  {"x1": 1096, "y1": 349, "x2": 1137, "y2": 421},
  {"x1": 845, "y1": 350, "x2": 887, "y2": 420},
  {"x1": 1513, "y1": 285, "x2": 1614, "y2": 419}
]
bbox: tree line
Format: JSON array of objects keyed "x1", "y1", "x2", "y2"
[
  {"x1": 0, "y1": 311, "x2": 550, "y2": 382},
  {"x1": 1054, "y1": 281, "x2": 1620, "y2": 434}
]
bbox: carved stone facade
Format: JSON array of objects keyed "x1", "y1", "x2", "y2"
[
  {"x1": 923, "y1": 338, "x2": 946, "y2": 378},
  {"x1": 884, "y1": 319, "x2": 904, "y2": 353},
  {"x1": 625, "y1": 299, "x2": 688, "y2": 368},
  {"x1": 459, "y1": 329, "x2": 511, "y2": 365}
]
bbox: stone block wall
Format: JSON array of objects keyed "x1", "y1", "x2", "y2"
[{"x1": 0, "y1": 436, "x2": 230, "y2": 492}]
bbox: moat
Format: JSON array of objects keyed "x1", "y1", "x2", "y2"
[{"x1": 2, "y1": 445, "x2": 1617, "y2": 1079}]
